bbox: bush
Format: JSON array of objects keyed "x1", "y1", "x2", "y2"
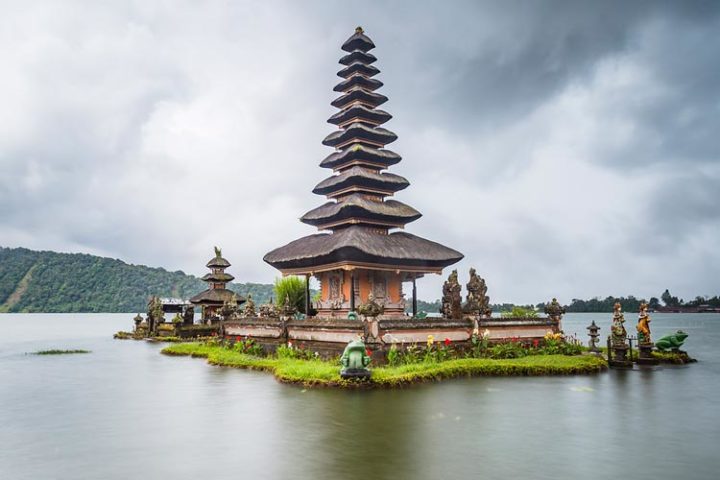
[
  {"x1": 500, "y1": 306, "x2": 538, "y2": 318},
  {"x1": 489, "y1": 341, "x2": 527, "y2": 359},
  {"x1": 274, "y1": 276, "x2": 307, "y2": 312}
]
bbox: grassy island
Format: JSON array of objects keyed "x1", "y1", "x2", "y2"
[
  {"x1": 161, "y1": 342, "x2": 607, "y2": 388},
  {"x1": 32, "y1": 349, "x2": 91, "y2": 355}
]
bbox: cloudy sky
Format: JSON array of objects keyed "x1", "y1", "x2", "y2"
[{"x1": 1, "y1": 0, "x2": 718, "y2": 303}]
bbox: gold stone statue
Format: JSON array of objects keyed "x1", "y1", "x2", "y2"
[{"x1": 637, "y1": 302, "x2": 652, "y2": 344}]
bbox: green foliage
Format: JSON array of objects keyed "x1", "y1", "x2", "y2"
[
  {"x1": 386, "y1": 344, "x2": 401, "y2": 366},
  {"x1": 230, "y1": 337, "x2": 264, "y2": 356},
  {"x1": 488, "y1": 341, "x2": 528, "y2": 359},
  {"x1": 0, "y1": 246, "x2": 275, "y2": 312},
  {"x1": 500, "y1": 306, "x2": 538, "y2": 318},
  {"x1": 162, "y1": 343, "x2": 608, "y2": 388},
  {"x1": 33, "y1": 349, "x2": 91, "y2": 355},
  {"x1": 273, "y1": 276, "x2": 306, "y2": 311}
]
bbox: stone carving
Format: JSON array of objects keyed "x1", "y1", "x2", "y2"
[
  {"x1": 610, "y1": 302, "x2": 627, "y2": 346},
  {"x1": 636, "y1": 302, "x2": 652, "y2": 344},
  {"x1": 586, "y1": 320, "x2": 600, "y2": 353},
  {"x1": 340, "y1": 339, "x2": 371, "y2": 379},
  {"x1": 463, "y1": 268, "x2": 491, "y2": 317},
  {"x1": 544, "y1": 298, "x2": 566, "y2": 321},
  {"x1": 147, "y1": 296, "x2": 164, "y2": 334},
  {"x1": 133, "y1": 313, "x2": 143, "y2": 329},
  {"x1": 357, "y1": 293, "x2": 384, "y2": 319},
  {"x1": 259, "y1": 302, "x2": 278, "y2": 318},
  {"x1": 182, "y1": 306, "x2": 194, "y2": 326},
  {"x1": 282, "y1": 294, "x2": 297, "y2": 317},
  {"x1": 655, "y1": 331, "x2": 689, "y2": 351},
  {"x1": 243, "y1": 294, "x2": 256, "y2": 317},
  {"x1": 214, "y1": 246, "x2": 222, "y2": 258},
  {"x1": 220, "y1": 296, "x2": 238, "y2": 321},
  {"x1": 440, "y1": 270, "x2": 463, "y2": 319}
]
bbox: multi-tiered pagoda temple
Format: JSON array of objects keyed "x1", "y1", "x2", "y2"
[
  {"x1": 264, "y1": 27, "x2": 462, "y2": 318},
  {"x1": 190, "y1": 247, "x2": 245, "y2": 320}
]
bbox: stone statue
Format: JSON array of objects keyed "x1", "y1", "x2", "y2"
[
  {"x1": 340, "y1": 339, "x2": 372, "y2": 379},
  {"x1": 243, "y1": 294, "x2": 256, "y2": 317},
  {"x1": 544, "y1": 298, "x2": 565, "y2": 321},
  {"x1": 282, "y1": 294, "x2": 297, "y2": 317},
  {"x1": 610, "y1": 302, "x2": 627, "y2": 346},
  {"x1": 182, "y1": 306, "x2": 194, "y2": 326},
  {"x1": 655, "y1": 331, "x2": 689, "y2": 352},
  {"x1": 357, "y1": 293, "x2": 384, "y2": 319},
  {"x1": 220, "y1": 296, "x2": 238, "y2": 321},
  {"x1": 214, "y1": 246, "x2": 222, "y2": 258},
  {"x1": 637, "y1": 302, "x2": 652, "y2": 344},
  {"x1": 259, "y1": 302, "x2": 278, "y2": 318},
  {"x1": 464, "y1": 268, "x2": 491, "y2": 317},
  {"x1": 441, "y1": 270, "x2": 463, "y2": 319},
  {"x1": 146, "y1": 296, "x2": 164, "y2": 334}
]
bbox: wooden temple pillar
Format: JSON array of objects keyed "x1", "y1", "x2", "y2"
[
  {"x1": 350, "y1": 271, "x2": 356, "y2": 312},
  {"x1": 412, "y1": 275, "x2": 417, "y2": 318},
  {"x1": 305, "y1": 273, "x2": 310, "y2": 316}
]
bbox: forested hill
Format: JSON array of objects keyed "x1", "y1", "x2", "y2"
[{"x1": 0, "y1": 247, "x2": 274, "y2": 313}]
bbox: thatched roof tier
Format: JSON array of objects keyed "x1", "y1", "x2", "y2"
[
  {"x1": 201, "y1": 272, "x2": 235, "y2": 283},
  {"x1": 328, "y1": 105, "x2": 391, "y2": 127},
  {"x1": 189, "y1": 288, "x2": 245, "y2": 306},
  {"x1": 331, "y1": 88, "x2": 388, "y2": 110},
  {"x1": 341, "y1": 27, "x2": 375, "y2": 53},
  {"x1": 264, "y1": 226, "x2": 463, "y2": 273},
  {"x1": 320, "y1": 144, "x2": 401, "y2": 171},
  {"x1": 337, "y1": 62, "x2": 380, "y2": 79},
  {"x1": 322, "y1": 124, "x2": 397, "y2": 148},
  {"x1": 206, "y1": 256, "x2": 230, "y2": 268},
  {"x1": 333, "y1": 75, "x2": 383, "y2": 93},
  {"x1": 312, "y1": 167, "x2": 409, "y2": 197},
  {"x1": 339, "y1": 50, "x2": 377, "y2": 66},
  {"x1": 300, "y1": 194, "x2": 420, "y2": 228}
]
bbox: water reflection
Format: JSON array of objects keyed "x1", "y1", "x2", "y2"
[{"x1": 0, "y1": 313, "x2": 718, "y2": 480}]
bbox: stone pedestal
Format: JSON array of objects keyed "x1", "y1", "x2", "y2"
[
  {"x1": 637, "y1": 343, "x2": 659, "y2": 365},
  {"x1": 609, "y1": 344, "x2": 633, "y2": 369}
]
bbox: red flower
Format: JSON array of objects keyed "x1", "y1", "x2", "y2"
[
  {"x1": 366, "y1": 348, "x2": 372, "y2": 357},
  {"x1": 236, "y1": 336, "x2": 242, "y2": 342},
  {"x1": 444, "y1": 338, "x2": 451, "y2": 346},
  {"x1": 532, "y1": 339, "x2": 539, "y2": 348}
]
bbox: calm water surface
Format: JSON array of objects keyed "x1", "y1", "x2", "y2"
[{"x1": 1, "y1": 313, "x2": 719, "y2": 480}]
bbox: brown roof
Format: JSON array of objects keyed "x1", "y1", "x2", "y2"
[
  {"x1": 264, "y1": 226, "x2": 463, "y2": 271},
  {"x1": 337, "y1": 62, "x2": 380, "y2": 79},
  {"x1": 341, "y1": 28, "x2": 375, "y2": 53},
  {"x1": 320, "y1": 144, "x2": 401, "y2": 170},
  {"x1": 330, "y1": 88, "x2": 388, "y2": 110},
  {"x1": 189, "y1": 288, "x2": 245, "y2": 305},
  {"x1": 322, "y1": 123, "x2": 397, "y2": 148},
  {"x1": 201, "y1": 272, "x2": 235, "y2": 283},
  {"x1": 206, "y1": 256, "x2": 231, "y2": 268},
  {"x1": 312, "y1": 167, "x2": 409, "y2": 196},
  {"x1": 300, "y1": 194, "x2": 421, "y2": 228},
  {"x1": 339, "y1": 50, "x2": 377, "y2": 66},
  {"x1": 327, "y1": 105, "x2": 391, "y2": 127},
  {"x1": 333, "y1": 75, "x2": 383, "y2": 92}
]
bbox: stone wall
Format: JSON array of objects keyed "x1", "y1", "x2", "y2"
[{"x1": 222, "y1": 315, "x2": 561, "y2": 356}]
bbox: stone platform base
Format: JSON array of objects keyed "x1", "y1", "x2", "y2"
[{"x1": 221, "y1": 315, "x2": 562, "y2": 358}]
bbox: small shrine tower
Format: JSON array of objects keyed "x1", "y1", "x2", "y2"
[
  {"x1": 190, "y1": 247, "x2": 245, "y2": 319},
  {"x1": 264, "y1": 27, "x2": 463, "y2": 318}
]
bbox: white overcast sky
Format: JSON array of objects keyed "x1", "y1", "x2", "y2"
[{"x1": 1, "y1": 0, "x2": 718, "y2": 304}]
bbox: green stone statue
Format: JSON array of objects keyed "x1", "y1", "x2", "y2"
[
  {"x1": 655, "y1": 331, "x2": 689, "y2": 351},
  {"x1": 340, "y1": 339, "x2": 372, "y2": 379}
]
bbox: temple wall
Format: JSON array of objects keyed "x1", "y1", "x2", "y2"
[{"x1": 222, "y1": 316, "x2": 562, "y2": 357}]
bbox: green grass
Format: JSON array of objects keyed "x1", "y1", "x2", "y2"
[
  {"x1": 162, "y1": 343, "x2": 608, "y2": 388},
  {"x1": 33, "y1": 349, "x2": 91, "y2": 355}
]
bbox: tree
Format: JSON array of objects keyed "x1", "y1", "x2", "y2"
[{"x1": 661, "y1": 289, "x2": 680, "y2": 307}]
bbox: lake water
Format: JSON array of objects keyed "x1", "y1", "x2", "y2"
[{"x1": 0, "y1": 313, "x2": 718, "y2": 480}]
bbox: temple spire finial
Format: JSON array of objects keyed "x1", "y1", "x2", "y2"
[{"x1": 355, "y1": 26, "x2": 364, "y2": 34}]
